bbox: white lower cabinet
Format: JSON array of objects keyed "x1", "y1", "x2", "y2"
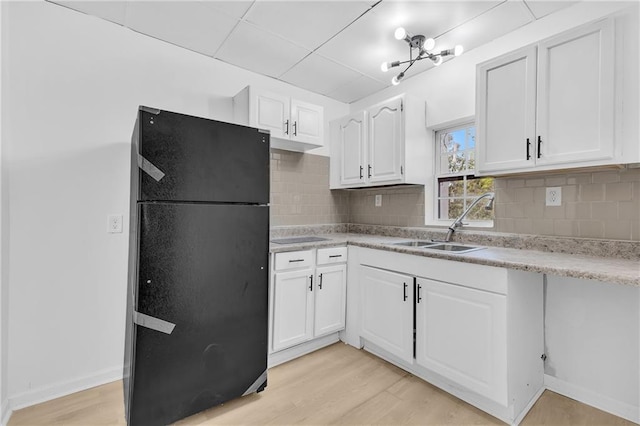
[
  {"x1": 360, "y1": 266, "x2": 413, "y2": 364},
  {"x1": 351, "y1": 247, "x2": 543, "y2": 424},
  {"x1": 271, "y1": 247, "x2": 347, "y2": 356},
  {"x1": 272, "y1": 268, "x2": 314, "y2": 352},
  {"x1": 415, "y1": 277, "x2": 507, "y2": 405}
]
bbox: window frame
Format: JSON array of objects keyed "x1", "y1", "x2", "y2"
[{"x1": 425, "y1": 119, "x2": 494, "y2": 228}]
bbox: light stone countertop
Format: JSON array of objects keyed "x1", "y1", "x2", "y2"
[{"x1": 270, "y1": 233, "x2": 640, "y2": 287}]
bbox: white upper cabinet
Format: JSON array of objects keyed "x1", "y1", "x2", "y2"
[
  {"x1": 330, "y1": 94, "x2": 429, "y2": 189},
  {"x1": 234, "y1": 86, "x2": 324, "y2": 152},
  {"x1": 476, "y1": 17, "x2": 630, "y2": 175},
  {"x1": 337, "y1": 111, "x2": 367, "y2": 186},
  {"x1": 367, "y1": 96, "x2": 404, "y2": 184}
]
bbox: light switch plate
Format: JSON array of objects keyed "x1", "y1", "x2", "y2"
[
  {"x1": 108, "y1": 214, "x2": 123, "y2": 233},
  {"x1": 546, "y1": 187, "x2": 562, "y2": 206}
]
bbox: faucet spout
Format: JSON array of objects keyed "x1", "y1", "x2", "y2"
[{"x1": 445, "y1": 192, "x2": 495, "y2": 242}]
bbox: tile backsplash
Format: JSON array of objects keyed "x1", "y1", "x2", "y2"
[
  {"x1": 272, "y1": 150, "x2": 639, "y2": 241},
  {"x1": 494, "y1": 167, "x2": 640, "y2": 240},
  {"x1": 270, "y1": 149, "x2": 349, "y2": 226}
]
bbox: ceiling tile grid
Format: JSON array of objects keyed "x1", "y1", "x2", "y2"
[{"x1": 50, "y1": 0, "x2": 582, "y2": 103}]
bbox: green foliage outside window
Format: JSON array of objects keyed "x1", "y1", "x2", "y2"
[{"x1": 437, "y1": 125, "x2": 494, "y2": 221}]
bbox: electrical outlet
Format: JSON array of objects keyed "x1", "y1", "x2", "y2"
[
  {"x1": 375, "y1": 194, "x2": 382, "y2": 207},
  {"x1": 108, "y1": 214, "x2": 123, "y2": 233},
  {"x1": 546, "y1": 187, "x2": 562, "y2": 206}
]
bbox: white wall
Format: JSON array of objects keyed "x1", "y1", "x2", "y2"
[
  {"x1": 2, "y1": 0, "x2": 347, "y2": 412},
  {"x1": 0, "y1": 2, "x2": 9, "y2": 424},
  {"x1": 544, "y1": 276, "x2": 640, "y2": 423}
]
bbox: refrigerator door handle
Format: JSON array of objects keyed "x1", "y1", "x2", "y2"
[
  {"x1": 133, "y1": 311, "x2": 176, "y2": 335},
  {"x1": 137, "y1": 154, "x2": 166, "y2": 182}
]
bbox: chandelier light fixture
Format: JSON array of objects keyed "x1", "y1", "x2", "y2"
[{"x1": 381, "y1": 27, "x2": 464, "y2": 85}]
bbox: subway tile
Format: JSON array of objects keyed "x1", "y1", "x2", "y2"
[
  {"x1": 523, "y1": 202, "x2": 544, "y2": 219},
  {"x1": 579, "y1": 220, "x2": 604, "y2": 238},
  {"x1": 592, "y1": 171, "x2": 621, "y2": 183},
  {"x1": 514, "y1": 218, "x2": 533, "y2": 234},
  {"x1": 525, "y1": 178, "x2": 545, "y2": 187},
  {"x1": 566, "y1": 173, "x2": 591, "y2": 185},
  {"x1": 565, "y1": 202, "x2": 591, "y2": 220},
  {"x1": 514, "y1": 187, "x2": 534, "y2": 203},
  {"x1": 554, "y1": 220, "x2": 579, "y2": 237},
  {"x1": 545, "y1": 176, "x2": 567, "y2": 186},
  {"x1": 619, "y1": 201, "x2": 639, "y2": 220},
  {"x1": 562, "y1": 185, "x2": 578, "y2": 203},
  {"x1": 543, "y1": 205, "x2": 566, "y2": 219},
  {"x1": 620, "y1": 168, "x2": 640, "y2": 182},
  {"x1": 507, "y1": 179, "x2": 525, "y2": 188},
  {"x1": 604, "y1": 182, "x2": 632, "y2": 201},
  {"x1": 591, "y1": 201, "x2": 618, "y2": 220},
  {"x1": 505, "y1": 203, "x2": 526, "y2": 218},
  {"x1": 603, "y1": 220, "x2": 632, "y2": 240},
  {"x1": 532, "y1": 219, "x2": 554, "y2": 235},
  {"x1": 579, "y1": 184, "x2": 605, "y2": 202}
]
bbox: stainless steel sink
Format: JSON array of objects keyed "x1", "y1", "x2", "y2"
[
  {"x1": 391, "y1": 240, "x2": 434, "y2": 247},
  {"x1": 422, "y1": 243, "x2": 484, "y2": 254},
  {"x1": 391, "y1": 240, "x2": 484, "y2": 254}
]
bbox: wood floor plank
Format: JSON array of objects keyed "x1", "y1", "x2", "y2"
[{"x1": 8, "y1": 343, "x2": 635, "y2": 426}]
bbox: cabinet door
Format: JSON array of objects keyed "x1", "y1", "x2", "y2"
[
  {"x1": 476, "y1": 45, "x2": 537, "y2": 173},
  {"x1": 314, "y1": 264, "x2": 347, "y2": 337},
  {"x1": 360, "y1": 266, "x2": 413, "y2": 363},
  {"x1": 415, "y1": 278, "x2": 508, "y2": 405},
  {"x1": 536, "y1": 19, "x2": 614, "y2": 165},
  {"x1": 291, "y1": 99, "x2": 323, "y2": 146},
  {"x1": 254, "y1": 91, "x2": 290, "y2": 140},
  {"x1": 339, "y1": 111, "x2": 367, "y2": 186},
  {"x1": 367, "y1": 97, "x2": 404, "y2": 184},
  {"x1": 272, "y1": 268, "x2": 314, "y2": 352}
]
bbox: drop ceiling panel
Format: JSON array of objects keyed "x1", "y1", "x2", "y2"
[
  {"x1": 327, "y1": 75, "x2": 388, "y2": 103},
  {"x1": 315, "y1": 7, "x2": 409, "y2": 83},
  {"x1": 523, "y1": 0, "x2": 579, "y2": 19},
  {"x1": 280, "y1": 53, "x2": 362, "y2": 95},
  {"x1": 124, "y1": 2, "x2": 240, "y2": 56},
  {"x1": 215, "y1": 21, "x2": 311, "y2": 78},
  {"x1": 208, "y1": 1, "x2": 255, "y2": 19},
  {"x1": 53, "y1": 1, "x2": 127, "y2": 25},
  {"x1": 245, "y1": 1, "x2": 373, "y2": 50},
  {"x1": 435, "y1": 1, "x2": 535, "y2": 57},
  {"x1": 372, "y1": 1, "x2": 503, "y2": 39}
]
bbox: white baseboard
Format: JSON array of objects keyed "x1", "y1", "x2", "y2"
[
  {"x1": 268, "y1": 333, "x2": 340, "y2": 368},
  {"x1": 9, "y1": 365, "x2": 123, "y2": 412},
  {"x1": 1, "y1": 399, "x2": 11, "y2": 426},
  {"x1": 544, "y1": 374, "x2": 640, "y2": 424}
]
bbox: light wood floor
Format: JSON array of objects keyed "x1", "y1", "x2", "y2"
[{"x1": 9, "y1": 343, "x2": 635, "y2": 425}]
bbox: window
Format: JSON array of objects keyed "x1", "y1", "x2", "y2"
[{"x1": 435, "y1": 124, "x2": 494, "y2": 223}]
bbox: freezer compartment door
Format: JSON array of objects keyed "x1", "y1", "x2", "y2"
[
  {"x1": 136, "y1": 107, "x2": 270, "y2": 204},
  {"x1": 128, "y1": 203, "x2": 268, "y2": 425}
]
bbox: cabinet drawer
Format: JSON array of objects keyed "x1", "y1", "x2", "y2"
[
  {"x1": 317, "y1": 247, "x2": 348, "y2": 265},
  {"x1": 274, "y1": 250, "x2": 313, "y2": 271}
]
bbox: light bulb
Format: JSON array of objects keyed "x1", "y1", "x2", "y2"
[
  {"x1": 454, "y1": 45, "x2": 464, "y2": 56},
  {"x1": 431, "y1": 56, "x2": 443, "y2": 66},
  {"x1": 394, "y1": 27, "x2": 407, "y2": 40},
  {"x1": 424, "y1": 38, "x2": 435, "y2": 51},
  {"x1": 391, "y1": 72, "x2": 404, "y2": 85},
  {"x1": 381, "y1": 61, "x2": 390, "y2": 72}
]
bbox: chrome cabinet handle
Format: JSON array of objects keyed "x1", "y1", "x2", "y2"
[
  {"x1": 319, "y1": 273, "x2": 323, "y2": 289},
  {"x1": 537, "y1": 135, "x2": 542, "y2": 159},
  {"x1": 417, "y1": 284, "x2": 422, "y2": 303},
  {"x1": 526, "y1": 138, "x2": 531, "y2": 160},
  {"x1": 289, "y1": 259, "x2": 304, "y2": 263},
  {"x1": 309, "y1": 275, "x2": 313, "y2": 291},
  {"x1": 329, "y1": 254, "x2": 342, "y2": 258},
  {"x1": 403, "y1": 283, "x2": 408, "y2": 301},
  {"x1": 293, "y1": 121, "x2": 297, "y2": 136},
  {"x1": 284, "y1": 119, "x2": 289, "y2": 135},
  {"x1": 359, "y1": 166, "x2": 363, "y2": 179}
]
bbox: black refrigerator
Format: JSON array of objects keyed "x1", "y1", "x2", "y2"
[{"x1": 123, "y1": 106, "x2": 270, "y2": 425}]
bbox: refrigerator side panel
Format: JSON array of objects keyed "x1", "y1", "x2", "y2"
[
  {"x1": 129, "y1": 203, "x2": 269, "y2": 425},
  {"x1": 137, "y1": 108, "x2": 270, "y2": 204},
  {"x1": 123, "y1": 111, "x2": 142, "y2": 423}
]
